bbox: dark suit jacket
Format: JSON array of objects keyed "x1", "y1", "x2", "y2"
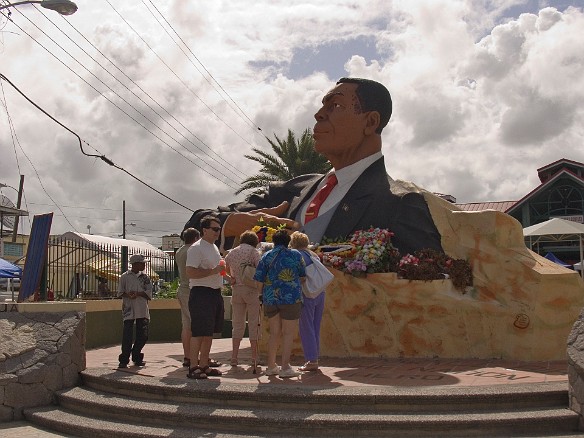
[{"x1": 184, "y1": 157, "x2": 443, "y2": 255}]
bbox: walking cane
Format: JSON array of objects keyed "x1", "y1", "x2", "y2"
[{"x1": 253, "y1": 293, "x2": 263, "y2": 374}]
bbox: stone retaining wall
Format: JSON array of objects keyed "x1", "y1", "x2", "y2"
[
  {"x1": 0, "y1": 311, "x2": 85, "y2": 421},
  {"x1": 568, "y1": 307, "x2": 584, "y2": 430}
]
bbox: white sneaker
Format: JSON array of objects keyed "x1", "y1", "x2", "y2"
[
  {"x1": 279, "y1": 367, "x2": 301, "y2": 378},
  {"x1": 264, "y1": 365, "x2": 280, "y2": 376}
]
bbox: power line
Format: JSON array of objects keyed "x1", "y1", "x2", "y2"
[
  {"x1": 0, "y1": 80, "x2": 32, "y2": 231},
  {"x1": 12, "y1": 7, "x2": 242, "y2": 190},
  {"x1": 27, "y1": 202, "x2": 187, "y2": 215},
  {"x1": 45, "y1": 6, "x2": 250, "y2": 181},
  {"x1": 143, "y1": 0, "x2": 262, "y2": 133},
  {"x1": 0, "y1": 71, "x2": 196, "y2": 212},
  {"x1": 0, "y1": 79, "x2": 77, "y2": 231},
  {"x1": 104, "y1": 0, "x2": 260, "y2": 170}
]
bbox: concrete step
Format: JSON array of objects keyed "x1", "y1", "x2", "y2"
[
  {"x1": 80, "y1": 368, "x2": 571, "y2": 413},
  {"x1": 24, "y1": 403, "x2": 581, "y2": 438},
  {"x1": 24, "y1": 406, "x2": 266, "y2": 438},
  {"x1": 22, "y1": 368, "x2": 582, "y2": 437}
]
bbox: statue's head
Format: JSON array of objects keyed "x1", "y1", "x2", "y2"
[
  {"x1": 336, "y1": 78, "x2": 392, "y2": 135},
  {"x1": 313, "y1": 78, "x2": 392, "y2": 169}
]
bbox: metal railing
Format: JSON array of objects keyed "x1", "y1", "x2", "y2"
[{"x1": 47, "y1": 236, "x2": 176, "y2": 300}]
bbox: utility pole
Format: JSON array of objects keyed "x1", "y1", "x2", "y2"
[
  {"x1": 122, "y1": 200, "x2": 126, "y2": 239},
  {"x1": 11, "y1": 175, "x2": 24, "y2": 242}
]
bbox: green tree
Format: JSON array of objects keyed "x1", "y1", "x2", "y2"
[{"x1": 236, "y1": 128, "x2": 332, "y2": 198}]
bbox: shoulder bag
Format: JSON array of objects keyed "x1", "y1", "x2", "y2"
[{"x1": 302, "y1": 252, "x2": 334, "y2": 299}]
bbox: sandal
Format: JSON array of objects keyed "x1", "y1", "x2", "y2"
[
  {"x1": 187, "y1": 366, "x2": 207, "y2": 379},
  {"x1": 208, "y1": 359, "x2": 222, "y2": 367},
  {"x1": 230, "y1": 358, "x2": 238, "y2": 366},
  {"x1": 182, "y1": 357, "x2": 191, "y2": 368},
  {"x1": 201, "y1": 365, "x2": 222, "y2": 377}
]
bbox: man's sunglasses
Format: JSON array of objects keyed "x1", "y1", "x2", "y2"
[{"x1": 206, "y1": 226, "x2": 221, "y2": 232}]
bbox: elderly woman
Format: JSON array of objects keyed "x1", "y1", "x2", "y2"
[
  {"x1": 289, "y1": 231, "x2": 326, "y2": 372},
  {"x1": 224, "y1": 231, "x2": 261, "y2": 367},
  {"x1": 253, "y1": 229, "x2": 305, "y2": 378}
]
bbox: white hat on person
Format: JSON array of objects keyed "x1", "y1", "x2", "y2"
[{"x1": 129, "y1": 254, "x2": 147, "y2": 264}]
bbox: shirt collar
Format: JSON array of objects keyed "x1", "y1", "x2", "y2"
[{"x1": 332, "y1": 152, "x2": 383, "y2": 187}]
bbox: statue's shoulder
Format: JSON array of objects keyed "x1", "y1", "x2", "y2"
[
  {"x1": 272, "y1": 173, "x2": 321, "y2": 193},
  {"x1": 390, "y1": 179, "x2": 460, "y2": 212}
]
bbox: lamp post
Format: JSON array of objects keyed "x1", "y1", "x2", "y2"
[{"x1": 0, "y1": 0, "x2": 78, "y2": 15}]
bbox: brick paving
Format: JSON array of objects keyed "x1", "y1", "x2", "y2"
[
  {"x1": 3, "y1": 339, "x2": 569, "y2": 436},
  {"x1": 86, "y1": 338, "x2": 568, "y2": 387}
]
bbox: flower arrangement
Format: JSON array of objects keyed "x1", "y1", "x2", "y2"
[
  {"x1": 251, "y1": 216, "x2": 285, "y2": 242},
  {"x1": 319, "y1": 227, "x2": 473, "y2": 292}
]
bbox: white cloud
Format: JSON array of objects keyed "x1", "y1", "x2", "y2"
[{"x1": 0, "y1": 0, "x2": 583, "y2": 244}]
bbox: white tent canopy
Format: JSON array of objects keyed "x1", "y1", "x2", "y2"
[
  {"x1": 59, "y1": 232, "x2": 168, "y2": 259},
  {"x1": 523, "y1": 218, "x2": 584, "y2": 277}
]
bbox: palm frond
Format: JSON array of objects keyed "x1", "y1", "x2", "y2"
[{"x1": 235, "y1": 128, "x2": 332, "y2": 197}]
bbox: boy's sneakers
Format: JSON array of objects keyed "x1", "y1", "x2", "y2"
[
  {"x1": 118, "y1": 363, "x2": 128, "y2": 369},
  {"x1": 279, "y1": 366, "x2": 300, "y2": 378},
  {"x1": 264, "y1": 365, "x2": 280, "y2": 376}
]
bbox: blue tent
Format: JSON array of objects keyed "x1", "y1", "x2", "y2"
[
  {"x1": 0, "y1": 257, "x2": 22, "y2": 278},
  {"x1": 544, "y1": 252, "x2": 573, "y2": 269}
]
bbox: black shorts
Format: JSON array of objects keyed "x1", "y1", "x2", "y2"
[{"x1": 189, "y1": 286, "x2": 224, "y2": 337}]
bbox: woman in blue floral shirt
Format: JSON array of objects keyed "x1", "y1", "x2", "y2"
[{"x1": 254, "y1": 229, "x2": 305, "y2": 378}]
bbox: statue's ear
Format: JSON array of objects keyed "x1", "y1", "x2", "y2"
[{"x1": 364, "y1": 111, "x2": 381, "y2": 135}]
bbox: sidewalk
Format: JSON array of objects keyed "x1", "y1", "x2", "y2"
[
  {"x1": 2, "y1": 340, "x2": 568, "y2": 437},
  {"x1": 86, "y1": 338, "x2": 568, "y2": 388}
]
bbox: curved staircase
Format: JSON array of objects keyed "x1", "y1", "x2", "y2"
[{"x1": 22, "y1": 367, "x2": 581, "y2": 437}]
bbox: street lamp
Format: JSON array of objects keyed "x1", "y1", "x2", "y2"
[{"x1": 0, "y1": 0, "x2": 78, "y2": 15}]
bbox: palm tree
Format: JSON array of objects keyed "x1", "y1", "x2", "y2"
[{"x1": 236, "y1": 128, "x2": 332, "y2": 198}]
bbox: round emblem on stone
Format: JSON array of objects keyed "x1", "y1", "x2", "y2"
[{"x1": 514, "y1": 313, "x2": 530, "y2": 329}]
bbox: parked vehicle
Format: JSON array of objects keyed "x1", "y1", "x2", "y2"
[{"x1": 0, "y1": 278, "x2": 21, "y2": 290}]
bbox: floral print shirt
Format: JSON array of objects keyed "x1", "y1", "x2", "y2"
[
  {"x1": 254, "y1": 245, "x2": 305, "y2": 306},
  {"x1": 225, "y1": 243, "x2": 261, "y2": 287}
]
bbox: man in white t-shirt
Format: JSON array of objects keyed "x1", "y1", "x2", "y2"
[{"x1": 185, "y1": 215, "x2": 225, "y2": 379}]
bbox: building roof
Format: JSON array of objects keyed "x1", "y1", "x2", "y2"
[
  {"x1": 454, "y1": 201, "x2": 517, "y2": 212},
  {"x1": 506, "y1": 169, "x2": 584, "y2": 216},
  {"x1": 537, "y1": 158, "x2": 584, "y2": 183}
]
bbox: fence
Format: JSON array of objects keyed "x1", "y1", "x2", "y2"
[{"x1": 47, "y1": 236, "x2": 176, "y2": 300}]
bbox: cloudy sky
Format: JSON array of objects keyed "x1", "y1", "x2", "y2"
[{"x1": 1, "y1": 0, "x2": 583, "y2": 245}]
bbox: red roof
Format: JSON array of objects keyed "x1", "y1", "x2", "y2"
[{"x1": 455, "y1": 201, "x2": 517, "y2": 212}]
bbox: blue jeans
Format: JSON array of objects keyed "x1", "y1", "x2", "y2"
[{"x1": 119, "y1": 318, "x2": 149, "y2": 364}]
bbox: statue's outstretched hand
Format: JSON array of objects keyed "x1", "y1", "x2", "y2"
[{"x1": 223, "y1": 202, "x2": 300, "y2": 237}]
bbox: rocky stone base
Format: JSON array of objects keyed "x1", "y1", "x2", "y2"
[
  {"x1": 0, "y1": 311, "x2": 85, "y2": 421},
  {"x1": 568, "y1": 307, "x2": 584, "y2": 430}
]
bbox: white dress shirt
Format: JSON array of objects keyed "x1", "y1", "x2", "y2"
[{"x1": 300, "y1": 152, "x2": 387, "y2": 224}]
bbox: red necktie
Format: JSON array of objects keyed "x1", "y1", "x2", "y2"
[{"x1": 304, "y1": 173, "x2": 338, "y2": 224}]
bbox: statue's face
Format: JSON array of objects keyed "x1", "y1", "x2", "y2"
[{"x1": 313, "y1": 82, "x2": 368, "y2": 163}]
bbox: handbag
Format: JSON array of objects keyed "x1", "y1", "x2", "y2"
[
  {"x1": 302, "y1": 253, "x2": 334, "y2": 299},
  {"x1": 241, "y1": 264, "x2": 257, "y2": 288}
]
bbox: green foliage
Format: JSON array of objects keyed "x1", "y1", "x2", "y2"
[
  {"x1": 236, "y1": 128, "x2": 332, "y2": 198},
  {"x1": 155, "y1": 278, "x2": 178, "y2": 299},
  {"x1": 221, "y1": 283, "x2": 232, "y2": 296}
]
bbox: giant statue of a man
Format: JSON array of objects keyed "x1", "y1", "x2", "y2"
[{"x1": 184, "y1": 78, "x2": 442, "y2": 256}]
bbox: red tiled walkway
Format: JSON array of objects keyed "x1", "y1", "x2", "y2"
[{"x1": 86, "y1": 338, "x2": 568, "y2": 388}]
